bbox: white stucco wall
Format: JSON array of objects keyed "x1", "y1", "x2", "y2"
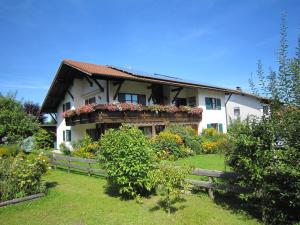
[
  {"x1": 226, "y1": 94, "x2": 264, "y2": 123},
  {"x1": 197, "y1": 89, "x2": 227, "y2": 133}
]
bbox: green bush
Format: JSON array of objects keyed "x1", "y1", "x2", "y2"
[
  {"x1": 98, "y1": 125, "x2": 156, "y2": 198},
  {"x1": 153, "y1": 130, "x2": 194, "y2": 160},
  {"x1": 166, "y1": 124, "x2": 202, "y2": 154},
  {"x1": 200, "y1": 128, "x2": 230, "y2": 154},
  {"x1": 72, "y1": 134, "x2": 99, "y2": 158},
  {"x1": 0, "y1": 153, "x2": 48, "y2": 201},
  {"x1": 149, "y1": 163, "x2": 190, "y2": 214},
  {"x1": 0, "y1": 144, "x2": 20, "y2": 157},
  {"x1": 33, "y1": 129, "x2": 54, "y2": 151},
  {"x1": 59, "y1": 142, "x2": 71, "y2": 156},
  {"x1": 226, "y1": 108, "x2": 300, "y2": 225}
]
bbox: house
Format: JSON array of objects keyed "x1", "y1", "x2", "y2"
[
  {"x1": 41, "y1": 59, "x2": 259, "y2": 149},
  {"x1": 225, "y1": 87, "x2": 269, "y2": 123}
]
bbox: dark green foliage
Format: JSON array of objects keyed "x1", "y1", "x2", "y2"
[
  {"x1": 166, "y1": 124, "x2": 202, "y2": 154},
  {"x1": 227, "y1": 109, "x2": 300, "y2": 225},
  {"x1": 0, "y1": 93, "x2": 39, "y2": 144},
  {"x1": 33, "y1": 129, "x2": 54, "y2": 151},
  {"x1": 59, "y1": 143, "x2": 71, "y2": 156},
  {"x1": 0, "y1": 153, "x2": 48, "y2": 201},
  {"x1": 98, "y1": 125, "x2": 156, "y2": 198}
]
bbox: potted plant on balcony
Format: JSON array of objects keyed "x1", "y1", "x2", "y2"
[{"x1": 76, "y1": 104, "x2": 95, "y2": 123}]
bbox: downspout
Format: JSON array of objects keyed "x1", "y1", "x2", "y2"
[{"x1": 225, "y1": 93, "x2": 233, "y2": 128}]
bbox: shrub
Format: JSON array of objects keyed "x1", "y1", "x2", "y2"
[
  {"x1": 200, "y1": 128, "x2": 230, "y2": 154},
  {"x1": 33, "y1": 129, "x2": 54, "y2": 151},
  {"x1": 166, "y1": 124, "x2": 202, "y2": 154},
  {"x1": 72, "y1": 134, "x2": 99, "y2": 158},
  {"x1": 153, "y1": 131, "x2": 194, "y2": 159},
  {"x1": 59, "y1": 142, "x2": 71, "y2": 155},
  {"x1": 0, "y1": 144, "x2": 20, "y2": 157},
  {"x1": 226, "y1": 108, "x2": 300, "y2": 225},
  {"x1": 98, "y1": 125, "x2": 156, "y2": 198},
  {"x1": 149, "y1": 163, "x2": 190, "y2": 214},
  {"x1": 0, "y1": 152, "x2": 48, "y2": 201}
]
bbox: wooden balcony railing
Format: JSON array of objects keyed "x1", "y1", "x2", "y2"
[{"x1": 65, "y1": 105, "x2": 202, "y2": 126}]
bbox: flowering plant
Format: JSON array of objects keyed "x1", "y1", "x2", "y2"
[
  {"x1": 76, "y1": 104, "x2": 96, "y2": 115},
  {"x1": 188, "y1": 107, "x2": 203, "y2": 115},
  {"x1": 104, "y1": 102, "x2": 143, "y2": 112},
  {"x1": 62, "y1": 109, "x2": 76, "y2": 118}
]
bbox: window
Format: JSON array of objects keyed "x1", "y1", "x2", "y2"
[
  {"x1": 263, "y1": 105, "x2": 269, "y2": 115},
  {"x1": 205, "y1": 97, "x2": 221, "y2": 110},
  {"x1": 139, "y1": 126, "x2": 152, "y2": 137},
  {"x1": 188, "y1": 96, "x2": 196, "y2": 107},
  {"x1": 86, "y1": 128, "x2": 99, "y2": 141},
  {"x1": 207, "y1": 123, "x2": 223, "y2": 133},
  {"x1": 85, "y1": 97, "x2": 96, "y2": 105},
  {"x1": 62, "y1": 102, "x2": 71, "y2": 112},
  {"x1": 175, "y1": 98, "x2": 187, "y2": 107},
  {"x1": 118, "y1": 93, "x2": 146, "y2": 105},
  {"x1": 234, "y1": 107, "x2": 240, "y2": 117},
  {"x1": 63, "y1": 130, "x2": 71, "y2": 142}
]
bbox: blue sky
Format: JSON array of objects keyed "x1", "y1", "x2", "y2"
[{"x1": 0, "y1": 0, "x2": 299, "y2": 104}]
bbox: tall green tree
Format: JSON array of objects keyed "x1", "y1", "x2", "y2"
[{"x1": 0, "y1": 93, "x2": 39, "y2": 144}]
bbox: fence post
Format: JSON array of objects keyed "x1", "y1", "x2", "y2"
[
  {"x1": 88, "y1": 162, "x2": 91, "y2": 176},
  {"x1": 208, "y1": 176, "x2": 214, "y2": 200},
  {"x1": 68, "y1": 159, "x2": 70, "y2": 173}
]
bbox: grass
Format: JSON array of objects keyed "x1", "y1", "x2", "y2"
[
  {"x1": 0, "y1": 169, "x2": 261, "y2": 225},
  {"x1": 174, "y1": 154, "x2": 229, "y2": 171}
]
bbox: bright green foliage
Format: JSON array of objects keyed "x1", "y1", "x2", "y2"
[
  {"x1": 0, "y1": 144, "x2": 20, "y2": 157},
  {"x1": 149, "y1": 163, "x2": 190, "y2": 214},
  {"x1": 59, "y1": 142, "x2": 71, "y2": 155},
  {"x1": 33, "y1": 129, "x2": 54, "y2": 151},
  {"x1": 0, "y1": 153, "x2": 48, "y2": 201},
  {"x1": 200, "y1": 128, "x2": 231, "y2": 154},
  {"x1": 166, "y1": 124, "x2": 202, "y2": 154},
  {"x1": 0, "y1": 93, "x2": 39, "y2": 144},
  {"x1": 153, "y1": 130, "x2": 194, "y2": 159},
  {"x1": 98, "y1": 125, "x2": 156, "y2": 198},
  {"x1": 227, "y1": 108, "x2": 300, "y2": 225},
  {"x1": 72, "y1": 134, "x2": 99, "y2": 158}
]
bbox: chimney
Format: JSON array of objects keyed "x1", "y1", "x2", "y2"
[{"x1": 236, "y1": 86, "x2": 242, "y2": 91}]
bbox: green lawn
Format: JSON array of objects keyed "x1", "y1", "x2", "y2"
[
  {"x1": 174, "y1": 154, "x2": 229, "y2": 171},
  {"x1": 0, "y1": 169, "x2": 260, "y2": 225}
]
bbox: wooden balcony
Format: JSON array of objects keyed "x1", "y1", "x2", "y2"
[{"x1": 65, "y1": 105, "x2": 202, "y2": 126}]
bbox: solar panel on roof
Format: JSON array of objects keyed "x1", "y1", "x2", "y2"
[{"x1": 108, "y1": 65, "x2": 230, "y2": 90}]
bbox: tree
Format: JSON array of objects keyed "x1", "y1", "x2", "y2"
[
  {"x1": 0, "y1": 93, "x2": 39, "y2": 144},
  {"x1": 23, "y1": 101, "x2": 46, "y2": 124}
]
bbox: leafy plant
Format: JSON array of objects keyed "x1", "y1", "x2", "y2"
[
  {"x1": 0, "y1": 152, "x2": 48, "y2": 201},
  {"x1": 72, "y1": 134, "x2": 99, "y2": 158},
  {"x1": 153, "y1": 130, "x2": 194, "y2": 159},
  {"x1": 59, "y1": 142, "x2": 71, "y2": 155},
  {"x1": 200, "y1": 128, "x2": 230, "y2": 154},
  {"x1": 0, "y1": 144, "x2": 20, "y2": 158},
  {"x1": 0, "y1": 92, "x2": 39, "y2": 144},
  {"x1": 98, "y1": 125, "x2": 156, "y2": 198},
  {"x1": 149, "y1": 163, "x2": 190, "y2": 214},
  {"x1": 166, "y1": 124, "x2": 202, "y2": 154},
  {"x1": 33, "y1": 129, "x2": 54, "y2": 151}
]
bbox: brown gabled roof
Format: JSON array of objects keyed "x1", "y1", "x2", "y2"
[
  {"x1": 63, "y1": 59, "x2": 134, "y2": 78},
  {"x1": 41, "y1": 59, "x2": 261, "y2": 113}
]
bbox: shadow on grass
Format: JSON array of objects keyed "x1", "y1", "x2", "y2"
[
  {"x1": 52, "y1": 166, "x2": 106, "y2": 179},
  {"x1": 192, "y1": 188, "x2": 262, "y2": 222},
  {"x1": 149, "y1": 197, "x2": 187, "y2": 214},
  {"x1": 44, "y1": 181, "x2": 58, "y2": 189}
]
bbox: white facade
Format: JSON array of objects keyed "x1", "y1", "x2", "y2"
[
  {"x1": 55, "y1": 76, "x2": 231, "y2": 149},
  {"x1": 226, "y1": 93, "x2": 265, "y2": 123}
]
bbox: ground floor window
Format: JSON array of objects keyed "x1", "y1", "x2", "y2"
[
  {"x1": 63, "y1": 130, "x2": 71, "y2": 142},
  {"x1": 139, "y1": 126, "x2": 152, "y2": 137},
  {"x1": 207, "y1": 123, "x2": 223, "y2": 133},
  {"x1": 234, "y1": 107, "x2": 240, "y2": 117},
  {"x1": 155, "y1": 125, "x2": 165, "y2": 134},
  {"x1": 86, "y1": 128, "x2": 100, "y2": 141}
]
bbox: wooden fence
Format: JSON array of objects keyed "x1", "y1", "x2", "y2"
[
  {"x1": 48, "y1": 154, "x2": 239, "y2": 199},
  {"x1": 48, "y1": 154, "x2": 107, "y2": 176}
]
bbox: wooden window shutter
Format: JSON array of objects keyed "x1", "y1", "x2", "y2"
[
  {"x1": 205, "y1": 98, "x2": 212, "y2": 109},
  {"x1": 218, "y1": 123, "x2": 223, "y2": 133},
  {"x1": 207, "y1": 124, "x2": 212, "y2": 128},
  {"x1": 63, "y1": 131, "x2": 65, "y2": 142},
  {"x1": 216, "y1": 98, "x2": 221, "y2": 110}
]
